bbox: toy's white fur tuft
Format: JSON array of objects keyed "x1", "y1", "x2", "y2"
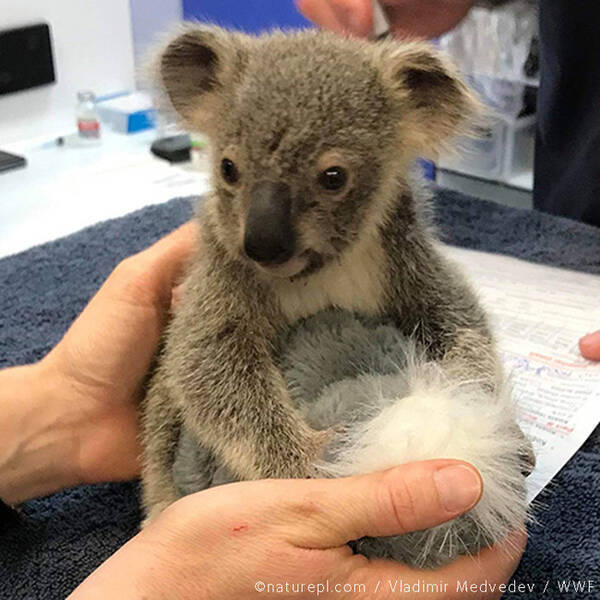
[{"x1": 321, "y1": 354, "x2": 529, "y2": 563}]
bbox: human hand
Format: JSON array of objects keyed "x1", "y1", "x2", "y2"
[
  {"x1": 70, "y1": 460, "x2": 526, "y2": 599},
  {"x1": 297, "y1": 0, "x2": 476, "y2": 40},
  {"x1": 580, "y1": 330, "x2": 600, "y2": 361},
  {"x1": 37, "y1": 222, "x2": 198, "y2": 486}
]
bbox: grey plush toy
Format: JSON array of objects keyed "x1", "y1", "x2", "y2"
[{"x1": 173, "y1": 309, "x2": 528, "y2": 569}]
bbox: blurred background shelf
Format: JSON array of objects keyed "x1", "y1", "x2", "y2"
[{"x1": 438, "y1": 114, "x2": 536, "y2": 192}]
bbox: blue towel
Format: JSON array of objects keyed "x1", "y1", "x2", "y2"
[{"x1": 1, "y1": 190, "x2": 598, "y2": 599}]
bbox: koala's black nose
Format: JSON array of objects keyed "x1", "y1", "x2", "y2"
[{"x1": 244, "y1": 181, "x2": 296, "y2": 265}]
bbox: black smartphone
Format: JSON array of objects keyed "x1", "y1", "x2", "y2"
[{"x1": 0, "y1": 150, "x2": 27, "y2": 173}]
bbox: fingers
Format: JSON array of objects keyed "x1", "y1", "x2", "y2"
[
  {"x1": 296, "y1": 0, "x2": 373, "y2": 37},
  {"x1": 296, "y1": 0, "x2": 349, "y2": 34},
  {"x1": 132, "y1": 220, "x2": 199, "y2": 292},
  {"x1": 580, "y1": 330, "x2": 600, "y2": 361},
  {"x1": 272, "y1": 460, "x2": 482, "y2": 549},
  {"x1": 380, "y1": 0, "x2": 475, "y2": 39},
  {"x1": 348, "y1": 530, "x2": 527, "y2": 599},
  {"x1": 298, "y1": 0, "x2": 476, "y2": 40},
  {"x1": 107, "y1": 221, "x2": 199, "y2": 310}
]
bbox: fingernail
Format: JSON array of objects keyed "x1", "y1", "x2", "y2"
[{"x1": 434, "y1": 465, "x2": 482, "y2": 514}]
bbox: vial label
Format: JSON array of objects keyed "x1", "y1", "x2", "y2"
[{"x1": 78, "y1": 119, "x2": 100, "y2": 138}]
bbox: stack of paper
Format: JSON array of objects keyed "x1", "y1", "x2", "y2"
[{"x1": 445, "y1": 246, "x2": 600, "y2": 502}]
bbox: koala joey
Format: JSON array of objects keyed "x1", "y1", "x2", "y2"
[{"x1": 140, "y1": 25, "x2": 534, "y2": 527}]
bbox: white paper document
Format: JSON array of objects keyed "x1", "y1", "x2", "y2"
[{"x1": 444, "y1": 246, "x2": 600, "y2": 502}]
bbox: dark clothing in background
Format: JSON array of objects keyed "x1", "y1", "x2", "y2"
[{"x1": 535, "y1": 1, "x2": 600, "y2": 227}]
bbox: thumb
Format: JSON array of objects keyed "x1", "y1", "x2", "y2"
[
  {"x1": 280, "y1": 459, "x2": 482, "y2": 549},
  {"x1": 129, "y1": 220, "x2": 199, "y2": 299},
  {"x1": 580, "y1": 330, "x2": 600, "y2": 361},
  {"x1": 104, "y1": 220, "x2": 199, "y2": 311}
]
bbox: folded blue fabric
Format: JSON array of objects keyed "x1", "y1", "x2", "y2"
[{"x1": 1, "y1": 190, "x2": 598, "y2": 599}]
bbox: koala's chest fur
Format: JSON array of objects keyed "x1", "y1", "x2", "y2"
[{"x1": 272, "y1": 229, "x2": 388, "y2": 323}]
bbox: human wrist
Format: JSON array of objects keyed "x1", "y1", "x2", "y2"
[
  {"x1": 68, "y1": 523, "x2": 185, "y2": 599},
  {"x1": 0, "y1": 362, "x2": 82, "y2": 504}
]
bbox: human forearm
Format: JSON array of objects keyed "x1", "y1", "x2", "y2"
[
  {"x1": 0, "y1": 363, "x2": 82, "y2": 505},
  {"x1": 0, "y1": 224, "x2": 197, "y2": 506}
]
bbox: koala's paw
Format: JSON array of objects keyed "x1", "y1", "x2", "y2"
[
  {"x1": 301, "y1": 427, "x2": 334, "y2": 478},
  {"x1": 264, "y1": 427, "x2": 333, "y2": 480}
]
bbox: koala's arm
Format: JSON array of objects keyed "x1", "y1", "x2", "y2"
[
  {"x1": 160, "y1": 243, "x2": 325, "y2": 481},
  {"x1": 421, "y1": 256, "x2": 500, "y2": 385},
  {"x1": 384, "y1": 236, "x2": 535, "y2": 473},
  {"x1": 386, "y1": 231, "x2": 501, "y2": 387}
]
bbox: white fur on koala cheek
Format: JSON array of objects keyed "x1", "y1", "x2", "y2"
[{"x1": 322, "y1": 364, "x2": 529, "y2": 547}]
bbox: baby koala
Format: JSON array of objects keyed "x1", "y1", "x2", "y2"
[{"x1": 141, "y1": 25, "x2": 533, "y2": 540}]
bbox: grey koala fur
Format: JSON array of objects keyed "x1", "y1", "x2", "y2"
[{"x1": 140, "y1": 25, "x2": 534, "y2": 566}]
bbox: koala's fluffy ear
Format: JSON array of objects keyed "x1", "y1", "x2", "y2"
[
  {"x1": 374, "y1": 41, "x2": 481, "y2": 158},
  {"x1": 156, "y1": 26, "x2": 247, "y2": 131}
]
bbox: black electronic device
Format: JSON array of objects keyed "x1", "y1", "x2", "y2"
[
  {"x1": 0, "y1": 150, "x2": 27, "y2": 174},
  {"x1": 150, "y1": 135, "x2": 192, "y2": 164},
  {"x1": 0, "y1": 23, "x2": 56, "y2": 96}
]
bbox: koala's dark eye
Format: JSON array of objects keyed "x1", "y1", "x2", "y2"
[
  {"x1": 319, "y1": 166, "x2": 348, "y2": 192},
  {"x1": 221, "y1": 158, "x2": 240, "y2": 185}
]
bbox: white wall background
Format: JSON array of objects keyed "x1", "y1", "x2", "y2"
[
  {"x1": 0, "y1": 0, "x2": 136, "y2": 144},
  {"x1": 130, "y1": 0, "x2": 182, "y2": 68}
]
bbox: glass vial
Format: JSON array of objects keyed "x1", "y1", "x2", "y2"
[{"x1": 76, "y1": 90, "x2": 101, "y2": 139}]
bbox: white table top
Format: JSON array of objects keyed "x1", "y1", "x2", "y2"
[{"x1": 0, "y1": 129, "x2": 210, "y2": 259}]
